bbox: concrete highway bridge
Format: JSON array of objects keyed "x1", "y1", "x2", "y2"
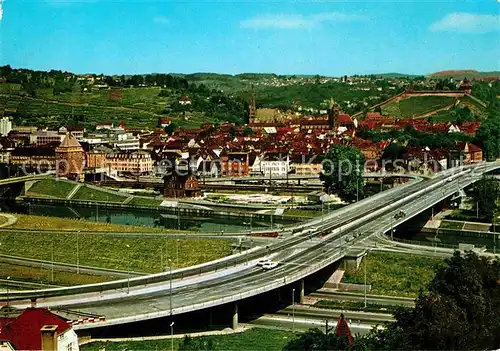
[
  {"x1": 0, "y1": 173, "x2": 51, "y2": 197},
  {"x1": 1, "y1": 163, "x2": 499, "y2": 333}
]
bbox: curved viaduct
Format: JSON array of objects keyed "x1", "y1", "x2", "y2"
[{"x1": 1, "y1": 162, "x2": 499, "y2": 331}]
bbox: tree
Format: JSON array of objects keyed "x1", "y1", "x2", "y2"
[
  {"x1": 471, "y1": 175, "x2": 500, "y2": 221},
  {"x1": 454, "y1": 106, "x2": 475, "y2": 124},
  {"x1": 20, "y1": 78, "x2": 37, "y2": 97},
  {"x1": 364, "y1": 252, "x2": 500, "y2": 350},
  {"x1": 284, "y1": 328, "x2": 352, "y2": 351},
  {"x1": 178, "y1": 335, "x2": 215, "y2": 351},
  {"x1": 165, "y1": 121, "x2": 178, "y2": 135},
  {"x1": 321, "y1": 145, "x2": 365, "y2": 201},
  {"x1": 475, "y1": 113, "x2": 500, "y2": 161}
]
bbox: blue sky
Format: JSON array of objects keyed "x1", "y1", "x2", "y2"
[{"x1": 0, "y1": 0, "x2": 499, "y2": 76}]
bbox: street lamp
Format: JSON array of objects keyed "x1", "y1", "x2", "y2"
[
  {"x1": 51, "y1": 240, "x2": 54, "y2": 282},
  {"x1": 363, "y1": 248, "x2": 374, "y2": 309},
  {"x1": 292, "y1": 288, "x2": 295, "y2": 331},
  {"x1": 168, "y1": 259, "x2": 173, "y2": 316},
  {"x1": 176, "y1": 239, "x2": 180, "y2": 267},
  {"x1": 6, "y1": 276, "x2": 10, "y2": 306},
  {"x1": 76, "y1": 231, "x2": 80, "y2": 274},
  {"x1": 126, "y1": 244, "x2": 131, "y2": 294},
  {"x1": 170, "y1": 321, "x2": 175, "y2": 351}
]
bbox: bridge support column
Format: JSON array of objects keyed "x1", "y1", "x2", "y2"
[
  {"x1": 30, "y1": 298, "x2": 37, "y2": 308},
  {"x1": 300, "y1": 279, "x2": 305, "y2": 304},
  {"x1": 232, "y1": 303, "x2": 238, "y2": 330}
]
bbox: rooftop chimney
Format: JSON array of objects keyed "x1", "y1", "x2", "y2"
[{"x1": 40, "y1": 325, "x2": 58, "y2": 351}]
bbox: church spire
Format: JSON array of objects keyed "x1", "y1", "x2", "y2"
[{"x1": 248, "y1": 86, "x2": 256, "y2": 124}]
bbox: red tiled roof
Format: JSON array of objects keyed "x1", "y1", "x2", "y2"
[
  {"x1": 338, "y1": 114, "x2": 353, "y2": 124},
  {"x1": 300, "y1": 118, "x2": 329, "y2": 126},
  {"x1": 460, "y1": 121, "x2": 481, "y2": 134},
  {"x1": 0, "y1": 308, "x2": 71, "y2": 351},
  {"x1": 468, "y1": 143, "x2": 482, "y2": 153}
]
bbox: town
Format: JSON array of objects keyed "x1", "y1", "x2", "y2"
[{"x1": 0, "y1": 1, "x2": 499, "y2": 350}]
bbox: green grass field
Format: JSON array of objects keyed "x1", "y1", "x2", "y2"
[
  {"x1": 0, "y1": 92, "x2": 212, "y2": 130},
  {"x1": 315, "y1": 299, "x2": 403, "y2": 315},
  {"x1": 81, "y1": 328, "x2": 297, "y2": 351},
  {"x1": 26, "y1": 179, "x2": 76, "y2": 199},
  {"x1": 0, "y1": 262, "x2": 111, "y2": 286},
  {"x1": 381, "y1": 96, "x2": 455, "y2": 118},
  {"x1": 0, "y1": 229, "x2": 232, "y2": 272},
  {"x1": 439, "y1": 220, "x2": 464, "y2": 230},
  {"x1": 343, "y1": 252, "x2": 444, "y2": 297},
  {"x1": 9, "y1": 213, "x2": 166, "y2": 232},
  {"x1": 71, "y1": 185, "x2": 128, "y2": 203},
  {"x1": 128, "y1": 197, "x2": 163, "y2": 207}
]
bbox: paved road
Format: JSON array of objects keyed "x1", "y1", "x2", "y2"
[
  {"x1": 309, "y1": 290, "x2": 415, "y2": 307},
  {"x1": 2, "y1": 163, "x2": 499, "y2": 329}
]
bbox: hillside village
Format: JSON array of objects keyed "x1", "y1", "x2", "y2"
[{"x1": 0, "y1": 69, "x2": 497, "y2": 195}]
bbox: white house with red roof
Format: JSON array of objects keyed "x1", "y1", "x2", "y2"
[
  {"x1": 179, "y1": 96, "x2": 192, "y2": 105},
  {"x1": 0, "y1": 308, "x2": 79, "y2": 351}
]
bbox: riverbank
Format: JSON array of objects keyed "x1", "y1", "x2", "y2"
[
  {"x1": 0, "y1": 213, "x2": 233, "y2": 280},
  {"x1": 8, "y1": 213, "x2": 170, "y2": 233}
]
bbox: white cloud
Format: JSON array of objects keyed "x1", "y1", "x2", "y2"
[
  {"x1": 0, "y1": 1, "x2": 4, "y2": 22},
  {"x1": 240, "y1": 12, "x2": 365, "y2": 29},
  {"x1": 153, "y1": 16, "x2": 169, "y2": 24},
  {"x1": 430, "y1": 12, "x2": 500, "y2": 33}
]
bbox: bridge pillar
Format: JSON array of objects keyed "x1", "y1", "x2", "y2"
[
  {"x1": 30, "y1": 298, "x2": 37, "y2": 308},
  {"x1": 300, "y1": 279, "x2": 305, "y2": 304},
  {"x1": 232, "y1": 303, "x2": 238, "y2": 330}
]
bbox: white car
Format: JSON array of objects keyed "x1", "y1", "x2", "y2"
[
  {"x1": 262, "y1": 261, "x2": 279, "y2": 270},
  {"x1": 257, "y1": 258, "x2": 271, "y2": 267}
]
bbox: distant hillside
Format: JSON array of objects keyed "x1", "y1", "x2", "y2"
[
  {"x1": 428, "y1": 70, "x2": 500, "y2": 79},
  {"x1": 376, "y1": 93, "x2": 488, "y2": 122},
  {"x1": 430, "y1": 70, "x2": 479, "y2": 77}
]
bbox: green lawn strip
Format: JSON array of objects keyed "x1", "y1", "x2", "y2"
[
  {"x1": 439, "y1": 220, "x2": 464, "y2": 230},
  {"x1": 430, "y1": 110, "x2": 457, "y2": 122},
  {"x1": 315, "y1": 299, "x2": 404, "y2": 315},
  {"x1": 81, "y1": 328, "x2": 297, "y2": 351},
  {"x1": 447, "y1": 209, "x2": 491, "y2": 224},
  {"x1": 0, "y1": 262, "x2": 111, "y2": 286},
  {"x1": 342, "y1": 252, "x2": 444, "y2": 297},
  {"x1": 72, "y1": 186, "x2": 128, "y2": 203},
  {"x1": 9, "y1": 213, "x2": 167, "y2": 232},
  {"x1": 26, "y1": 179, "x2": 76, "y2": 198},
  {"x1": 128, "y1": 197, "x2": 163, "y2": 208},
  {"x1": 381, "y1": 96, "x2": 454, "y2": 119},
  {"x1": 0, "y1": 231, "x2": 232, "y2": 272},
  {"x1": 284, "y1": 209, "x2": 323, "y2": 218}
]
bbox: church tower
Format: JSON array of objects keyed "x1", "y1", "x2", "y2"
[
  {"x1": 56, "y1": 132, "x2": 84, "y2": 181},
  {"x1": 328, "y1": 103, "x2": 340, "y2": 130},
  {"x1": 248, "y1": 87, "x2": 256, "y2": 124}
]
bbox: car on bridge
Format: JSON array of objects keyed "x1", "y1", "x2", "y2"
[
  {"x1": 394, "y1": 210, "x2": 407, "y2": 219},
  {"x1": 261, "y1": 261, "x2": 279, "y2": 270},
  {"x1": 257, "y1": 258, "x2": 271, "y2": 266}
]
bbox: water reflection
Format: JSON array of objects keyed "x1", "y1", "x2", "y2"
[{"x1": 7, "y1": 202, "x2": 292, "y2": 233}]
